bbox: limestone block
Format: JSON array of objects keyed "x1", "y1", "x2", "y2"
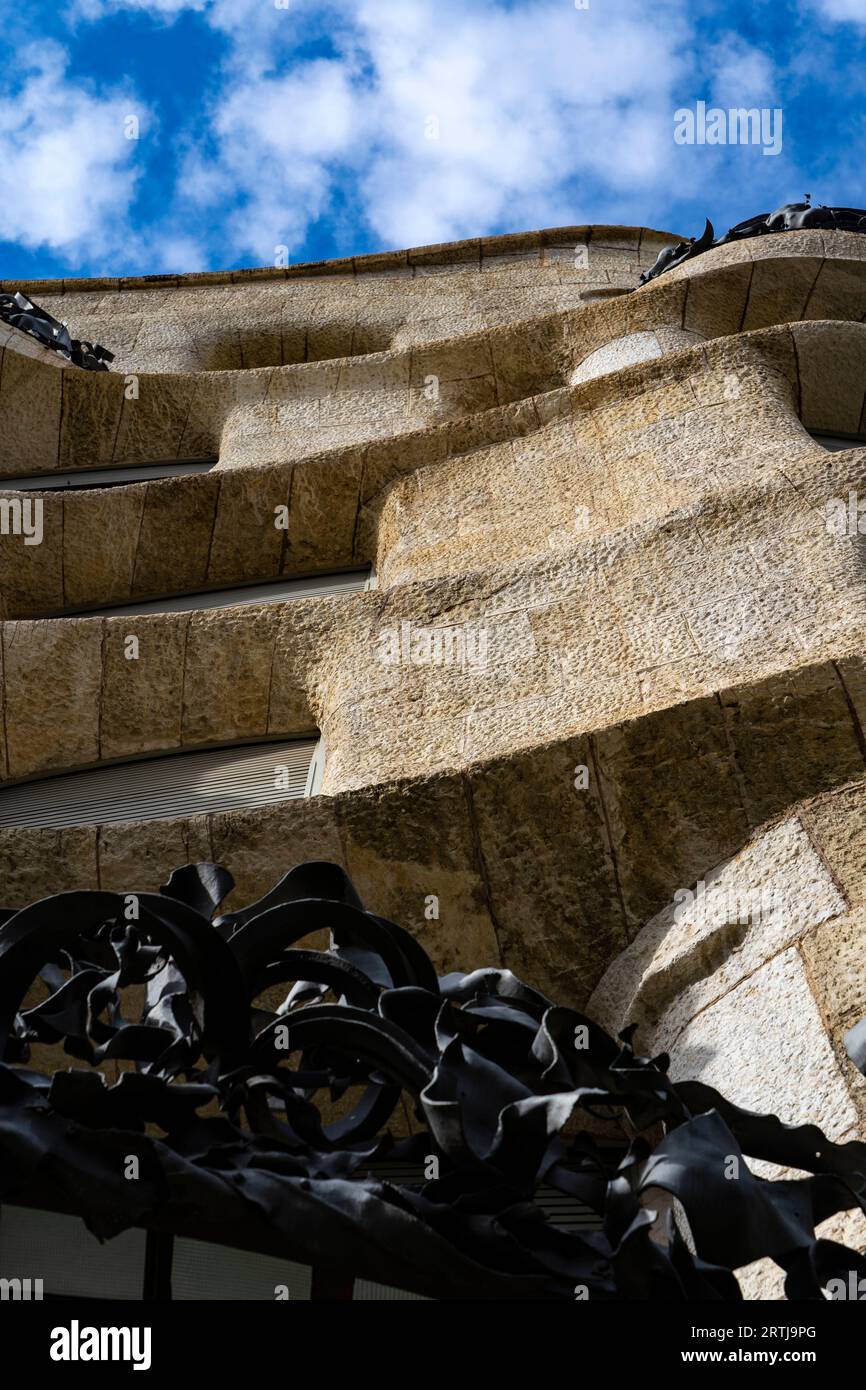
[
  {"x1": 466, "y1": 737, "x2": 626, "y2": 1004},
  {"x1": 208, "y1": 796, "x2": 343, "y2": 913},
  {"x1": 62, "y1": 485, "x2": 144, "y2": 611},
  {"x1": 97, "y1": 817, "x2": 193, "y2": 892},
  {"x1": 718, "y1": 663, "x2": 865, "y2": 827},
  {"x1": 741, "y1": 256, "x2": 823, "y2": 331},
  {"x1": 181, "y1": 607, "x2": 276, "y2": 746},
  {"x1": 113, "y1": 372, "x2": 197, "y2": 463},
  {"x1": 207, "y1": 462, "x2": 289, "y2": 585},
  {"x1": 805, "y1": 258, "x2": 866, "y2": 324},
  {"x1": 683, "y1": 262, "x2": 753, "y2": 338},
  {"x1": 801, "y1": 780, "x2": 866, "y2": 907},
  {"x1": 490, "y1": 318, "x2": 568, "y2": 402},
  {"x1": 0, "y1": 825, "x2": 98, "y2": 906},
  {"x1": 446, "y1": 398, "x2": 537, "y2": 457},
  {"x1": 266, "y1": 617, "x2": 316, "y2": 735},
  {"x1": 178, "y1": 372, "x2": 268, "y2": 459},
  {"x1": 592, "y1": 695, "x2": 751, "y2": 931},
  {"x1": 237, "y1": 322, "x2": 283, "y2": 370},
  {"x1": 266, "y1": 360, "x2": 341, "y2": 404},
  {"x1": 0, "y1": 495, "x2": 64, "y2": 618},
  {"x1": 795, "y1": 320, "x2": 866, "y2": 435},
  {"x1": 0, "y1": 351, "x2": 62, "y2": 474},
  {"x1": 130, "y1": 473, "x2": 221, "y2": 599},
  {"x1": 3, "y1": 618, "x2": 102, "y2": 776},
  {"x1": 285, "y1": 452, "x2": 363, "y2": 572},
  {"x1": 217, "y1": 398, "x2": 288, "y2": 468},
  {"x1": 57, "y1": 369, "x2": 126, "y2": 470},
  {"x1": 335, "y1": 777, "x2": 500, "y2": 975},
  {"x1": 100, "y1": 612, "x2": 188, "y2": 760}
]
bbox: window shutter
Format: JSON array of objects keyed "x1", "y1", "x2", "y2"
[
  {"x1": 363, "y1": 1160, "x2": 603, "y2": 1233},
  {"x1": 0, "y1": 1205, "x2": 146, "y2": 1300},
  {"x1": 0, "y1": 460, "x2": 216, "y2": 490},
  {"x1": 0, "y1": 738, "x2": 321, "y2": 829},
  {"x1": 67, "y1": 570, "x2": 371, "y2": 618},
  {"x1": 171, "y1": 1237, "x2": 312, "y2": 1301}
]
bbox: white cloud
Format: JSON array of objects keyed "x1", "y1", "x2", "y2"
[
  {"x1": 175, "y1": 54, "x2": 366, "y2": 261},
  {"x1": 7, "y1": 0, "x2": 797, "y2": 270},
  {"x1": 139, "y1": 232, "x2": 210, "y2": 272},
  {"x1": 707, "y1": 36, "x2": 779, "y2": 104},
  {"x1": 178, "y1": 0, "x2": 710, "y2": 257},
  {"x1": 805, "y1": 0, "x2": 866, "y2": 22},
  {"x1": 0, "y1": 43, "x2": 145, "y2": 263}
]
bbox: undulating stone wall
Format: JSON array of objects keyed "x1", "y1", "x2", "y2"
[{"x1": 2, "y1": 228, "x2": 866, "y2": 1296}]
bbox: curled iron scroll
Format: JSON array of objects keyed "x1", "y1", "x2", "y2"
[
  {"x1": 0, "y1": 290, "x2": 113, "y2": 370},
  {"x1": 639, "y1": 198, "x2": 866, "y2": 286},
  {"x1": 0, "y1": 858, "x2": 864, "y2": 1300}
]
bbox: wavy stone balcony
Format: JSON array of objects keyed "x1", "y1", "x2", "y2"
[
  {"x1": 2, "y1": 227, "x2": 866, "y2": 1017},
  {"x1": 2, "y1": 229, "x2": 865, "y2": 491},
  {"x1": 1, "y1": 226, "x2": 671, "y2": 374},
  {"x1": 3, "y1": 316, "x2": 866, "y2": 614},
  {"x1": 3, "y1": 223, "x2": 866, "y2": 1307}
]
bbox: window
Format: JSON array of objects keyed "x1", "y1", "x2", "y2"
[
  {"x1": 363, "y1": 1158, "x2": 604, "y2": 1234},
  {"x1": 0, "y1": 1205, "x2": 425, "y2": 1301},
  {"x1": 61, "y1": 569, "x2": 373, "y2": 618},
  {"x1": 0, "y1": 737, "x2": 322, "y2": 829},
  {"x1": 0, "y1": 460, "x2": 216, "y2": 491},
  {"x1": 0, "y1": 1206, "x2": 147, "y2": 1301},
  {"x1": 0, "y1": 1164, "x2": 603, "y2": 1300},
  {"x1": 170, "y1": 1238, "x2": 312, "y2": 1301},
  {"x1": 810, "y1": 432, "x2": 866, "y2": 452}
]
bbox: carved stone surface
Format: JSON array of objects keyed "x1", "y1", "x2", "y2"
[{"x1": 2, "y1": 220, "x2": 866, "y2": 1297}]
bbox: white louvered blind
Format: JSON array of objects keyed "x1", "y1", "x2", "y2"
[
  {"x1": 363, "y1": 1161, "x2": 604, "y2": 1233},
  {"x1": 70, "y1": 569, "x2": 371, "y2": 618},
  {"x1": 353, "y1": 1279, "x2": 431, "y2": 1301},
  {"x1": 171, "y1": 1237, "x2": 312, "y2": 1301},
  {"x1": 0, "y1": 460, "x2": 216, "y2": 490},
  {"x1": 0, "y1": 738, "x2": 320, "y2": 829},
  {"x1": 0, "y1": 1205, "x2": 146, "y2": 1300}
]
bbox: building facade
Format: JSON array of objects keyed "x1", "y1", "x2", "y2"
[{"x1": 1, "y1": 220, "x2": 866, "y2": 1295}]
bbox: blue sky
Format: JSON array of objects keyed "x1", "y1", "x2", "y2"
[{"x1": 1, "y1": 0, "x2": 865, "y2": 280}]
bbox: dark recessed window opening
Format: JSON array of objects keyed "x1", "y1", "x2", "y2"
[
  {"x1": 0, "y1": 1203, "x2": 434, "y2": 1301},
  {"x1": 810, "y1": 432, "x2": 866, "y2": 452},
  {"x1": 0, "y1": 737, "x2": 324, "y2": 829},
  {"x1": 0, "y1": 1154, "x2": 605, "y2": 1298},
  {"x1": 0, "y1": 460, "x2": 217, "y2": 491}
]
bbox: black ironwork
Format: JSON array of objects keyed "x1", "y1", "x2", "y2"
[
  {"x1": 0, "y1": 290, "x2": 113, "y2": 370},
  {"x1": 0, "y1": 858, "x2": 864, "y2": 1300},
  {"x1": 639, "y1": 196, "x2": 866, "y2": 286}
]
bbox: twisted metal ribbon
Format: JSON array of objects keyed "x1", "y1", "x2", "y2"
[{"x1": 0, "y1": 860, "x2": 864, "y2": 1300}]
